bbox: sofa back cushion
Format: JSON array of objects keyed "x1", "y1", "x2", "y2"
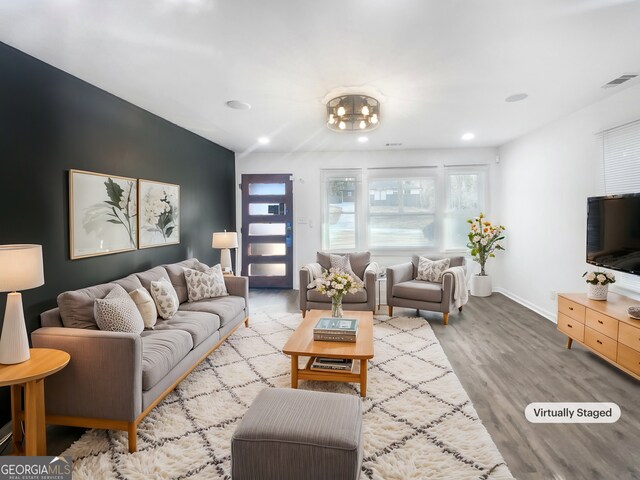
[
  {"x1": 164, "y1": 258, "x2": 202, "y2": 303},
  {"x1": 136, "y1": 266, "x2": 170, "y2": 292},
  {"x1": 317, "y1": 251, "x2": 370, "y2": 281},
  {"x1": 411, "y1": 255, "x2": 464, "y2": 278},
  {"x1": 113, "y1": 273, "x2": 144, "y2": 292},
  {"x1": 57, "y1": 282, "x2": 116, "y2": 329}
]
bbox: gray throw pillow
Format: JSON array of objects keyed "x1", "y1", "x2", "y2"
[
  {"x1": 184, "y1": 264, "x2": 228, "y2": 302},
  {"x1": 416, "y1": 257, "x2": 450, "y2": 283},
  {"x1": 329, "y1": 254, "x2": 361, "y2": 281},
  {"x1": 94, "y1": 285, "x2": 144, "y2": 334}
]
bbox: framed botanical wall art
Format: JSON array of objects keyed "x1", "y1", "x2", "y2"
[
  {"x1": 138, "y1": 179, "x2": 180, "y2": 248},
  {"x1": 69, "y1": 170, "x2": 138, "y2": 259}
]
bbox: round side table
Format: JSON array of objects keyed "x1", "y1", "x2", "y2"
[{"x1": 0, "y1": 348, "x2": 70, "y2": 456}]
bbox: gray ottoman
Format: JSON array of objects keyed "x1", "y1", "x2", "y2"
[{"x1": 231, "y1": 388, "x2": 363, "y2": 480}]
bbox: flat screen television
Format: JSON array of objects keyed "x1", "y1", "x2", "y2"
[{"x1": 586, "y1": 193, "x2": 640, "y2": 275}]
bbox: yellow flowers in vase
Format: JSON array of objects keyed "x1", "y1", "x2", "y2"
[{"x1": 467, "y1": 213, "x2": 506, "y2": 276}]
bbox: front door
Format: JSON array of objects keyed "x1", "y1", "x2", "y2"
[{"x1": 241, "y1": 174, "x2": 293, "y2": 288}]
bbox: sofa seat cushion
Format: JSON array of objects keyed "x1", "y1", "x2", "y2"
[
  {"x1": 153, "y1": 311, "x2": 220, "y2": 348},
  {"x1": 392, "y1": 280, "x2": 442, "y2": 303},
  {"x1": 307, "y1": 289, "x2": 367, "y2": 303},
  {"x1": 179, "y1": 296, "x2": 246, "y2": 327},
  {"x1": 141, "y1": 330, "x2": 193, "y2": 391}
]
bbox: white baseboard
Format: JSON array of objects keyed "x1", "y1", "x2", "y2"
[{"x1": 493, "y1": 287, "x2": 557, "y2": 323}]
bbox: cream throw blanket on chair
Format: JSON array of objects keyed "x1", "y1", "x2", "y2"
[{"x1": 443, "y1": 266, "x2": 468, "y2": 309}]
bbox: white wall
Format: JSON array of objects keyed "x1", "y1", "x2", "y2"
[
  {"x1": 236, "y1": 148, "x2": 499, "y2": 288},
  {"x1": 497, "y1": 83, "x2": 640, "y2": 320}
]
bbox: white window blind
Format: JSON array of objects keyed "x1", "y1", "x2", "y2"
[{"x1": 601, "y1": 119, "x2": 640, "y2": 291}]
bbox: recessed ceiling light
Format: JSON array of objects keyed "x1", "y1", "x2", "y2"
[
  {"x1": 358, "y1": 136, "x2": 368, "y2": 143},
  {"x1": 258, "y1": 136, "x2": 270, "y2": 145},
  {"x1": 461, "y1": 132, "x2": 475, "y2": 141},
  {"x1": 226, "y1": 100, "x2": 251, "y2": 110},
  {"x1": 505, "y1": 93, "x2": 528, "y2": 103}
]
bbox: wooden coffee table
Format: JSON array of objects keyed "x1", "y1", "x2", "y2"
[{"x1": 282, "y1": 310, "x2": 374, "y2": 397}]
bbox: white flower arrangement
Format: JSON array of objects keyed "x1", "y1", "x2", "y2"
[
  {"x1": 312, "y1": 268, "x2": 364, "y2": 302},
  {"x1": 583, "y1": 270, "x2": 616, "y2": 286},
  {"x1": 467, "y1": 213, "x2": 506, "y2": 276}
]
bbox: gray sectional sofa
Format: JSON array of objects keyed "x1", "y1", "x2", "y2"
[{"x1": 31, "y1": 258, "x2": 249, "y2": 453}]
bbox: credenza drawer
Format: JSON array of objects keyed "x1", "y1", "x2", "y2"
[
  {"x1": 619, "y1": 322, "x2": 640, "y2": 352},
  {"x1": 558, "y1": 297, "x2": 585, "y2": 323},
  {"x1": 617, "y1": 343, "x2": 640, "y2": 376},
  {"x1": 558, "y1": 313, "x2": 584, "y2": 342},
  {"x1": 584, "y1": 327, "x2": 617, "y2": 361},
  {"x1": 585, "y1": 309, "x2": 618, "y2": 340}
]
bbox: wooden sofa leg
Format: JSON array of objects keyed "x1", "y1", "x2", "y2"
[
  {"x1": 388, "y1": 306, "x2": 393, "y2": 316},
  {"x1": 443, "y1": 313, "x2": 449, "y2": 325},
  {"x1": 302, "y1": 310, "x2": 306, "y2": 318},
  {"x1": 128, "y1": 422, "x2": 137, "y2": 453}
]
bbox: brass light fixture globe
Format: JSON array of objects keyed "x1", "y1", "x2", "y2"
[{"x1": 326, "y1": 95, "x2": 380, "y2": 132}]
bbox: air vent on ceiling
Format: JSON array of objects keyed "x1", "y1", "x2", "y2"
[
  {"x1": 385, "y1": 143, "x2": 402, "y2": 147},
  {"x1": 602, "y1": 74, "x2": 638, "y2": 88}
]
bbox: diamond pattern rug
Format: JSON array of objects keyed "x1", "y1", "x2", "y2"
[{"x1": 63, "y1": 312, "x2": 514, "y2": 479}]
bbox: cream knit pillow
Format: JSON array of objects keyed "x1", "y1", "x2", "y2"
[
  {"x1": 129, "y1": 288, "x2": 158, "y2": 329},
  {"x1": 94, "y1": 285, "x2": 144, "y2": 334}
]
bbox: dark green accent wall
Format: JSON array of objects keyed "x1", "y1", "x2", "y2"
[{"x1": 0, "y1": 42, "x2": 236, "y2": 426}]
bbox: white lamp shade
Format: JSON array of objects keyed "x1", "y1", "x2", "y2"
[
  {"x1": 212, "y1": 232, "x2": 238, "y2": 249},
  {"x1": 0, "y1": 244, "x2": 45, "y2": 292}
]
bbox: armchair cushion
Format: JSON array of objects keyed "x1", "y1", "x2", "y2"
[
  {"x1": 411, "y1": 255, "x2": 464, "y2": 278},
  {"x1": 392, "y1": 280, "x2": 442, "y2": 303},
  {"x1": 307, "y1": 289, "x2": 367, "y2": 303},
  {"x1": 330, "y1": 254, "x2": 361, "y2": 281}
]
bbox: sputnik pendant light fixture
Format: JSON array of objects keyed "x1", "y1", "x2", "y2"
[{"x1": 326, "y1": 94, "x2": 380, "y2": 132}]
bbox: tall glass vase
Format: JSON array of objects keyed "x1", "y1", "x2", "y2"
[{"x1": 331, "y1": 297, "x2": 344, "y2": 318}]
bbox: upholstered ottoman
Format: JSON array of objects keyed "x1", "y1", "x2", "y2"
[{"x1": 231, "y1": 388, "x2": 363, "y2": 480}]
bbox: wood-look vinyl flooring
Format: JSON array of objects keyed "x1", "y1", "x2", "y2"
[{"x1": 10, "y1": 289, "x2": 639, "y2": 479}]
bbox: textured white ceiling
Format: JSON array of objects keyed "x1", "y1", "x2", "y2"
[{"x1": 1, "y1": 0, "x2": 639, "y2": 153}]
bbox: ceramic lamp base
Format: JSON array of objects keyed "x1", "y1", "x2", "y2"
[
  {"x1": 0, "y1": 292, "x2": 31, "y2": 364},
  {"x1": 220, "y1": 248, "x2": 232, "y2": 273},
  {"x1": 470, "y1": 275, "x2": 492, "y2": 297}
]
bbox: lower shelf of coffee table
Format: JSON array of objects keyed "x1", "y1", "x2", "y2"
[{"x1": 297, "y1": 356, "x2": 362, "y2": 382}]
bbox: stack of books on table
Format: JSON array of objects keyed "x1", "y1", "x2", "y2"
[
  {"x1": 313, "y1": 318, "x2": 358, "y2": 343},
  {"x1": 310, "y1": 357, "x2": 354, "y2": 372}
]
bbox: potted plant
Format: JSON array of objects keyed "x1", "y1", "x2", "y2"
[
  {"x1": 583, "y1": 270, "x2": 615, "y2": 301},
  {"x1": 312, "y1": 268, "x2": 364, "y2": 317},
  {"x1": 467, "y1": 214, "x2": 506, "y2": 297}
]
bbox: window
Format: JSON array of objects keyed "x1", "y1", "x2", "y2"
[
  {"x1": 322, "y1": 170, "x2": 361, "y2": 250},
  {"x1": 444, "y1": 168, "x2": 486, "y2": 250},
  {"x1": 601, "y1": 119, "x2": 640, "y2": 291},
  {"x1": 368, "y1": 172, "x2": 437, "y2": 249},
  {"x1": 321, "y1": 165, "x2": 488, "y2": 252}
]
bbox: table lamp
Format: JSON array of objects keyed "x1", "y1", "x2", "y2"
[
  {"x1": 212, "y1": 231, "x2": 238, "y2": 273},
  {"x1": 0, "y1": 245, "x2": 44, "y2": 364}
]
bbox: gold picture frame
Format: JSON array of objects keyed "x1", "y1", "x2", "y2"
[
  {"x1": 138, "y1": 179, "x2": 181, "y2": 249},
  {"x1": 69, "y1": 169, "x2": 138, "y2": 259}
]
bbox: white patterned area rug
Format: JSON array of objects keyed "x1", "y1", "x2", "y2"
[{"x1": 64, "y1": 313, "x2": 514, "y2": 480}]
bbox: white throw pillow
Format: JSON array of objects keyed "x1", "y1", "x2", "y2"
[
  {"x1": 94, "y1": 285, "x2": 144, "y2": 334},
  {"x1": 329, "y1": 254, "x2": 361, "y2": 281},
  {"x1": 129, "y1": 288, "x2": 158, "y2": 329},
  {"x1": 416, "y1": 257, "x2": 450, "y2": 283},
  {"x1": 150, "y1": 277, "x2": 180, "y2": 319},
  {"x1": 184, "y1": 264, "x2": 228, "y2": 302}
]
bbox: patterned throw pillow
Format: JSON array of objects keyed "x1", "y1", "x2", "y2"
[
  {"x1": 330, "y1": 254, "x2": 361, "y2": 281},
  {"x1": 150, "y1": 277, "x2": 180, "y2": 319},
  {"x1": 416, "y1": 257, "x2": 451, "y2": 283},
  {"x1": 129, "y1": 288, "x2": 158, "y2": 329},
  {"x1": 94, "y1": 285, "x2": 144, "y2": 334},
  {"x1": 184, "y1": 264, "x2": 228, "y2": 302}
]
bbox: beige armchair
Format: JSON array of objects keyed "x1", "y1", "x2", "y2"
[
  {"x1": 387, "y1": 255, "x2": 465, "y2": 325},
  {"x1": 299, "y1": 252, "x2": 378, "y2": 317}
]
